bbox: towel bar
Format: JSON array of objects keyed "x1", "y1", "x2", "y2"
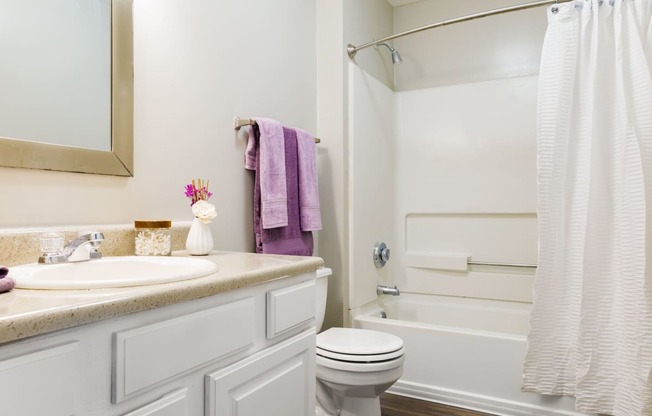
[{"x1": 233, "y1": 117, "x2": 321, "y2": 143}]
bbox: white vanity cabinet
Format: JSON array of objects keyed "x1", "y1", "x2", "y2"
[{"x1": 0, "y1": 271, "x2": 317, "y2": 416}]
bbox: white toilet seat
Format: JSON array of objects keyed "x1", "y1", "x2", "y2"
[
  {"x1": 316, "y1": 327, "x2": 405, "y2": 371},
  {"x1": 317, "y1": 345, "x2": 405, "y2": 363}
]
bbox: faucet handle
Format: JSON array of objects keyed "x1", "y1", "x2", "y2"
[
  {"x1": 38, "y1": 232, "x2": 67, "y2": 264},
  {"x1": 373, "y1": 242, "x2": 391, "y2": 268},
  {"x1": 40, "y1": 232, "x2": 64, "y2": 255}
]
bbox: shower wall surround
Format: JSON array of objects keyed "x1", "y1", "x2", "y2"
[
  {"x1": 342, "y1": 0, "x2": 546, "y2": 309},
  {"x1": 389, "y1": 0, "x2": 546, "y2": 301},
  {"x1": 348, "y1": 67, "x2": 538, "y2": 305},
  {"x1": 393, "y1": 76, "x2": 538, "y2": 302}
]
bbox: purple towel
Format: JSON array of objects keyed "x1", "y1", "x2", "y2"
[
  {"x1": 251, "y1": 126, "x2": 313, "y2": 256},
  {"x1": 0, "y1": 266, "x2": 14, "y2": 293},
  {"x1": 245, "y1": 118, "x2": 288, "y2": 229},
  {"x1": 295, "y1": 128, "x2": 322, "y2": 231},
  {"x1": 0, "y1": 277, "x2": 15, "y2": 293}
]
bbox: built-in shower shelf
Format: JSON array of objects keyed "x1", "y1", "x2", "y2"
[{"x1": 405, "y1": 252, "x2": 537, "y2": 271}]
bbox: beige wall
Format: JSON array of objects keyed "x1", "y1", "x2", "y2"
[
  {"x1": 393, "y1": 0, "x2": 548, "y2": 90},
  {"x1": 0, "y1": 0, "x2": 316, "y2": 256},
  {"x1": 0, "y1": 0, "x2": 394, "y2": 331}
]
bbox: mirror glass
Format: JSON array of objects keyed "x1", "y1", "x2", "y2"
[{"x1": 0, "y1": 0, "x2": 133, "y2": 176}]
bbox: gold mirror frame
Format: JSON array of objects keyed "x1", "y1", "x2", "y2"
[{"x1": 0, "y1": 0, "x2": 133, "y2": 177}]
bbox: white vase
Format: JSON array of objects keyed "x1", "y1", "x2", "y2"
[{"x1": 186, "y1": 217, "x2": 214, "y2": 255}]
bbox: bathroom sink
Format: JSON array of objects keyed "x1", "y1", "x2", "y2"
[{"x1": 10, "y1": 256, "x2": 219, "y2": 290}]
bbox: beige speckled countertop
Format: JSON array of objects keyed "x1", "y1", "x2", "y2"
[{"x1": 0, "y1": 251, "x2": 323, "y2": 346}]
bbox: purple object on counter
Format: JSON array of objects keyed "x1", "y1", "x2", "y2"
[
  {"x1": 0, "y1": 276, "x2": 14, "y2": 293},
  {"x1": 0, "y1": 266, "x2": 8, "y2": 278}
]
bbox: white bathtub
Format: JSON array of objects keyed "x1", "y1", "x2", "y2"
[{"x1": 351, "y1": 294, "x2": 584, "y2": 416}]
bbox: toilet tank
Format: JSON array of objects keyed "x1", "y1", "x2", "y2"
[{"x1": 315, "y1": 267, "x2": 331, "y2": 332}]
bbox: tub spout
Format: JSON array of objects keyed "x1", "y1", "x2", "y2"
[{"x1": 377, "y1": 285, "x2": 400, "y2": 296}]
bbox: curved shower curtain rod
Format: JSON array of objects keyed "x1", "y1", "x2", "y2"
[{"x1": 346, "y1": 0, "x2": 575, "y2": 59}]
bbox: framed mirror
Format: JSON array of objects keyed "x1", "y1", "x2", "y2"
[{"x1": 0, "y1": 0, "x2": 133, "y2": 176}]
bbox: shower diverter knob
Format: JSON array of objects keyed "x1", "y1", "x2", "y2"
[{"x1": 373, "y1": 242, "x2": 390, "y2": 268}]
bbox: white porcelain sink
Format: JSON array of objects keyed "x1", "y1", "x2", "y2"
[{"x1": 10, "y1": 256, "x2": 219, "y2": 290}]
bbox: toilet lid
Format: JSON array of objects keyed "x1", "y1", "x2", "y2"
[{"x1": 316, "y1": 328, "x2": 404, "y2": 357}]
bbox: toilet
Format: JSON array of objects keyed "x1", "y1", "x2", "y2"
[{"x1": 314, "y1": 268, "x2": 405, "y2": 416}]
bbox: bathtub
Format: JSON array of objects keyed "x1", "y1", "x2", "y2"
[{"x1": 351, "y1": 293, "x2": 584, "y2": 416}]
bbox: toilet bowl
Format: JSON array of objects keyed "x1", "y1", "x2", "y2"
[{"x1": 315, "y1": 268, "x2": 404, "y2": 416}]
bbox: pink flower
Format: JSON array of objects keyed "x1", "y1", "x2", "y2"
[{"x1": 184, "y1": 179, "x2": 213, "y2": 206}]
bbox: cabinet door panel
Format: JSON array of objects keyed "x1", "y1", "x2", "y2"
[
  {"x1": 123, "y1": 388, "x2": 188, "y2": 416},
  {"x1": 206, "y1": 330, "x2": 315, "y2": 416},
  {"x1": 266, "y1": 280, "x2": 315, "y2": 339},
  {"x1": 0, "y1": 342, "x2": 79, "y2": 416},
  {"x1": 114, "y1": 297, "x2": 255, "y2": 402}
]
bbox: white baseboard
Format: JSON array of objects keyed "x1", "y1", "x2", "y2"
[{"x1": 388, "y1": 380, "x2": 587, "y2": 416}]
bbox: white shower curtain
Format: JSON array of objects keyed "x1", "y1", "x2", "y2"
[{"x1": 523, "y1": 0, "x2": 652, "y2": 415}]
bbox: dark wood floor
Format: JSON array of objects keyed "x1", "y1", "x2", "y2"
[{"x1": 380, "y1": 393, "x2": 496, "y2": 416}]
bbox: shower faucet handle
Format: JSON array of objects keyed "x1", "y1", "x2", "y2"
[{"x1": 373, "y1": 242, "x2": 391, "y2": 268}]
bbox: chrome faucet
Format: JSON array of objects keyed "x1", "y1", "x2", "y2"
[
  {"x1": 38, "y1": 232, "x2": 105, "y2": 264},
  {"x1": 377, "y1": 284, "x2": 400, "y2": 296}
]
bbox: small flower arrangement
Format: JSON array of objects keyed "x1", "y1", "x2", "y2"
[
  {"x1": 185, "y1": 179, "x2": 217, "y2": 224},
  {"x1": 185, "y1": 178, "x2": 213, "y2": 205}
]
